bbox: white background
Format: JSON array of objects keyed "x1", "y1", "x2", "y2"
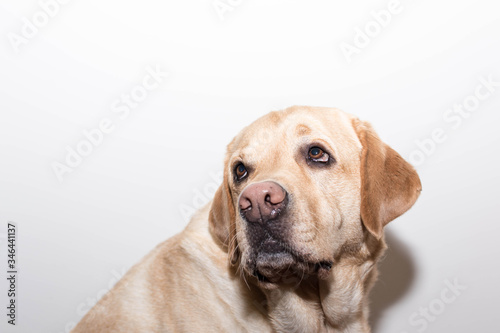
[{"x1": 1, "y1": 1, "x2": 499, "y2": 332}]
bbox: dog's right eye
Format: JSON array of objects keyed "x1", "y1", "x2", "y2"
[{"x1": 234, "y1": 163, "x2": 248, "y2": 181}]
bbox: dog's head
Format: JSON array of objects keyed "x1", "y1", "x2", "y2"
[{"x1": 209, "y1": 106, "x2": 421, "y2": 288}]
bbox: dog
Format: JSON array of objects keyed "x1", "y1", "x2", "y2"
[{"x1": 72, "y1": 106, "x2": 421, "y2": 333}]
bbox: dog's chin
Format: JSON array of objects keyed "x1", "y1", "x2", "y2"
[
  {"x1": 254, "y1": 251, "x2": 301, "y2": 284},
  {"x1": 245, "y1": 239, "x2": 333, "y2": 289}
]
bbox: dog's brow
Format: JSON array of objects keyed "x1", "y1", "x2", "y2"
[{"x1": 295, "y1": 124, "x2": 311, "y2": 136}]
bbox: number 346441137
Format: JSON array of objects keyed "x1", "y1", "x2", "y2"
[{"x1": 7, "y1": 223, "x2": 16, "y2": 269}]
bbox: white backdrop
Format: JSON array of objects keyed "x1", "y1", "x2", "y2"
[{"x1": 1, "y1": 1, "x2": 499, "y2": 332}]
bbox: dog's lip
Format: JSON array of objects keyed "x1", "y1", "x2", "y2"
[
  {"x1": 250, "y1": 258, "x2": 333, "y2": 288},
  {"x1": 315, "y1": 261, "x2": 333, "y2": 280}
]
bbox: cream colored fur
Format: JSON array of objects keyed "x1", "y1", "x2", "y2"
[{"x1": 72, "y1": 106, "x2": 421, "y2": 333}]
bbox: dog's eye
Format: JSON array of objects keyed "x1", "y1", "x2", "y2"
[
  {"x1": 234, "y1": 163, "x2": 248, "y2": 180},
  {"x1": 308, "y1": 147, "x2": 329, "y2": 163}
]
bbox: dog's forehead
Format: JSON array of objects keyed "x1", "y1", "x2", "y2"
[{"x1": 229, "y1": 106, "x2": 361, "y2": 157}]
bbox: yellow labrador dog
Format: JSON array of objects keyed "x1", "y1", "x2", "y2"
[{"x1": 73, "y1": 106, "x2": 421, "y2": 333}]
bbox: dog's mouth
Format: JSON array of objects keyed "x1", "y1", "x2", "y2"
[{"x1": 246, "y1": 237, "x2": 333, "y2": 288}]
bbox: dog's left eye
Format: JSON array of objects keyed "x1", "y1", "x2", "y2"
[{"x1": 308, "y1": 147, "x2": 329, "y2": 163}]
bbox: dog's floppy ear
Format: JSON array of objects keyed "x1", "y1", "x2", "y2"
[
  {"x1": 352, "y1": 119, "x2": 422, "y2": 239},
  {"x1": 209, "y1": 163, "x2": 239, "y2": 265}
]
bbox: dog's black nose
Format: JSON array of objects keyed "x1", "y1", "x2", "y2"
[{"x1": 239, "y1": 181, "x2": 287, "y2": 223}]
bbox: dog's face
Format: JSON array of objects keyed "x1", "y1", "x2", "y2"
[{"x1": 209, "y1": 106, "x2": 421, "y2": 288}]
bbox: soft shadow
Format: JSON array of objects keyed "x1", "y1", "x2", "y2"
[{"x1": 370, "y1": 230, "x2": 417, "y2": 332}]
